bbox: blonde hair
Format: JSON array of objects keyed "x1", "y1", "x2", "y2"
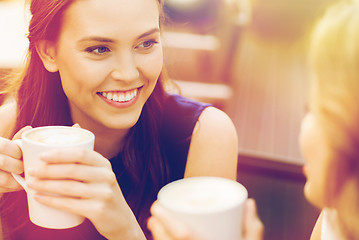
[{"x1": 309, "y1": 0, "x2": 359, "y2": 237}]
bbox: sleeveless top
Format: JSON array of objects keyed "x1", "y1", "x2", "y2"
[
  {"x1": 0, "y1": 94, "x2": 210, "y2": 240},
  {"x1": 321, "y1": 208, "x2": 346, "y2": 240}
]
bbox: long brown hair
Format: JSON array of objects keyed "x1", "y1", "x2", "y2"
[{"x1": 4, "y1": 0, "x2": 169, "y2": 236}]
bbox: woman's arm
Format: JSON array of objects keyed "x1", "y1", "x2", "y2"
[{"x1": 184, "y1": 106, "x2": 238, "y2": 179}]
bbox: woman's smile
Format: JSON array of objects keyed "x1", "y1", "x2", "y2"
[{"x1": 97, "y1": 88, "x2": 141, "y2": 108}]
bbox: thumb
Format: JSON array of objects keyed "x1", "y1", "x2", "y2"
[
  {"x1": 12, "y1": 126, "x2": 32, "y2": 140},
  {"x1": 242, "y1": 199, "x2": 264, "y2": 240},
  {"x1": 72, "y1": 123, "x2": 82, "y2": 128}
]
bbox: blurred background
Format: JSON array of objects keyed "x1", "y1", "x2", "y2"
[{"x1": 0, "y1": 0, "x2": 338, "y2": 239}]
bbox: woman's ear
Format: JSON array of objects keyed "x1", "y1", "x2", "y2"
[{"x1": 36, "y1": 40, "x2": 59, "y2": 72}]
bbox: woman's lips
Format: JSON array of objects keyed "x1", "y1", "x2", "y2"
[
  {"x1": 99, "y1": 88, "x2": 138, "y2": 102},
  {"x1": 97, "y1": 88, "x2": 141, "y2": 108},
  {"x1": 302, "y1": 165, "x2": 308, "y2": 176}
]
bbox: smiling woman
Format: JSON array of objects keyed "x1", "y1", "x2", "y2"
[{"x1": 0, "y1": 0, "x2": 239, "y2": 239}]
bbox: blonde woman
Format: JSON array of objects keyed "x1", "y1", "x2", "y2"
[{"x1": 300, "y1": 1, "x2": 359, "y2": 239}]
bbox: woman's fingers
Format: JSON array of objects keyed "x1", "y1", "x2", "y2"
[
  {"x1": 0, "y1": 170, "x2": 23, "y2": 192},
  {"x1": 29, "y1": 180, "x2": 125, "y2": 224},
  {"x1": 28, "y1": 163, "x2": 116, "y2": 183},
  {"x1": 12, "y1": 125, "x2": 32, "y2": 140},
  {"x1": 0, "y1": 126, "x2": 32, "y2": 173},
  {"x1": 40, "y1": 148, "x2": 111, "y2": 168},
  {"x1": 148, "y1": 216, "x2": 174, "y2": 240},
  {"x1": 0, "y1": 126, "x2": 31, "y2": 175},
  {"x1": 27, "y1": 149, "x2": 117, "y2": 199},
  {"x1": 0, "y1": 137, "x2": 22, "y2": 160},
  {"x1": 0, "y1": 136, "x2": 24, "y2": 192},
  {"x1": 28, "y1": 179, "x2": 111, "y2": 200},
  {"x1": 0, "y1": 127, "x2": 31, "y2": 193},
  {"x1": 72, "y1": 123, "x2": 81, "y2": 128},
  {"x1": 0, "y1": 152, "x2": 23, "y2": 175},
  {"x1": 242, "y1": 199, "x2": 264, "y2": 240},
  {"x1": 149, "y1": 201, "x2": 197, "y2": 240},
  {"x1": 32, "y1": 193, "x2": 107, "y2": 220}
]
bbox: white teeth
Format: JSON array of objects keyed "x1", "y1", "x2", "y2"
[
  {"x1": 106, "y1": 92, "x2": 113, "y2": 100},
  {"x1": 120, "y1": 94, "x2": 126, "y2": 102},
  {"x1": 125, "y1": 92, "x2": 131, "y2": 101},
  {"x1": 101, "y1": 89, "x2": 138, "y2": 103}
]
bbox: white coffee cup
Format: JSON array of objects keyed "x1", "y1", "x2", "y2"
[
  {"x1": 11, "y1": 126, "x2": 95, "y2": 229},
  {"x1": 157, "y1": 176, "x2": 248, "y2": 240}
]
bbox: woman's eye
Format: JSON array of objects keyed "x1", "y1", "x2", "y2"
[
  {"x1": 136, "y1": 40, "x2": 159, "y2": 50},
  {"x1": 85, "y1": 46, "x2": 110, "y2": 55}
]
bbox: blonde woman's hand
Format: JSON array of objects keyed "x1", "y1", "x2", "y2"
[
  {"x1": 242, "y1": 198, "x2": 264, "y2": 240},
  {"x1": 148, "y1": 200, "x2": 200, "y2": 240},
  {"x1": 148, "y1": 198, "x2": 264, "y2": 240},
  {"x1": 26, "y1": 148, "x2": 145, "y2": 239},
  {"x1": 0, "y1": 126, "x2": 31, "y2": 194}
]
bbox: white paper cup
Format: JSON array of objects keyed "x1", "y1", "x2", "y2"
[
  {"x1": 158, "y1": 176, "x2": 248, "y2": 240},
  {"x1": 11, "y1": 126, "x2": 95, "y2": 229}
]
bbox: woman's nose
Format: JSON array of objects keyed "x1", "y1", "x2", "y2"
[{"x1": 110, "y1": 52, "x2": 140, "y2": 81}]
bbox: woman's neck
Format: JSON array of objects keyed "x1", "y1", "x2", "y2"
[
  {"x1": 74, "y1": 121, "x2": 129, "y2": 159},
  {"x1": 93, "y1": 128, "x2": 129, "y2": 159},
  {"x1": 334, "y1": 177, "x2": 359, "y2": 239}
]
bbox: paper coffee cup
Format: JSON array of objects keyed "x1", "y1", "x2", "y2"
[{"x1": 158, "y1": 176, "x2": 248, "y2": 240}]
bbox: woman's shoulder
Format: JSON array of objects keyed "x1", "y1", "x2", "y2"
[
  {"x1": 0, "y1": 96, "x2": 17, "y2": 138},
  {"x1": 161, "y1": 94, "x2": 236, "y2": 140},
  {"x1": 163, "y1": 94, "x2": 211, "y2": 113},
  {"x1": 183, "y1": 100, "x2": 238, "y2": 179},
  {"x1": 191, "y1": 105, "x2": 238, "y2": 155},
  {"x1": 159, "y1": 94, "x2": 213, "y2": 159},
  {"x1": 161, "y1": 94, "x2": 211, "y2": 136}
]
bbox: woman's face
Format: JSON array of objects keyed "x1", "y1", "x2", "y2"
[
  {"x1": 49, "y1": 0, "x2": 163, "y2": 130},
  {"x1": 299, "y1": 112, "x2": 333, "y2": 208}
]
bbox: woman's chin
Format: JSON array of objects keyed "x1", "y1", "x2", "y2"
[{"x1": 304, "y1": 183, "x2": 325, "y2": 209}]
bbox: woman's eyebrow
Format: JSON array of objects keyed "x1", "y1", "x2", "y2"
[
  {"x1": 136, "y1": 28, "x2": 160, "y2": 39},
  {"x1": 78, "y1": 37, "x2": 114, "y2": 43},
  {"x1": 77, "y1": 28, "x2": 160, "y2": 44}
]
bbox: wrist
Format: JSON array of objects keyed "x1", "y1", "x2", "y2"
[{"x1": 107, "y1": 225, "x2": 146, "y2": 240}]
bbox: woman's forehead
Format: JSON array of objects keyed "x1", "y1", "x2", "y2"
[{"x1": 60, "y1": 0, "x2": 160, "y2": 39}]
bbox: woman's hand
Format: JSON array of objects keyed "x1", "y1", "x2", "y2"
[
  {"x1": 0, "y1": 126, "x2": 31, "y2": 194},
  {"x1": 27, "y1": 148, "x2": 145, "y2": 240},
  {"x1": 242, "y1": 199, "x2": 264, "y2": 240},
  {"x1": 148, "y1": 198, "x2": 264, "y2": 240}
]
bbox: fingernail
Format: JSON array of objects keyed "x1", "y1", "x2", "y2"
[
  {"x1": 28, "y1": 168, "x2": 37, "y2": 175},
  {"x1": 151, "y1": 202, "x2": 162, "y2": 215},
  {"x1": 27, "y1": 180, "x2": 35, "y2": 188},
  {"x1": 34, "y1": 194, "x2": 46, "y2": 202},
  {"x1": 40, "y1": 152, "x2": 50, "y2": 160}
]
